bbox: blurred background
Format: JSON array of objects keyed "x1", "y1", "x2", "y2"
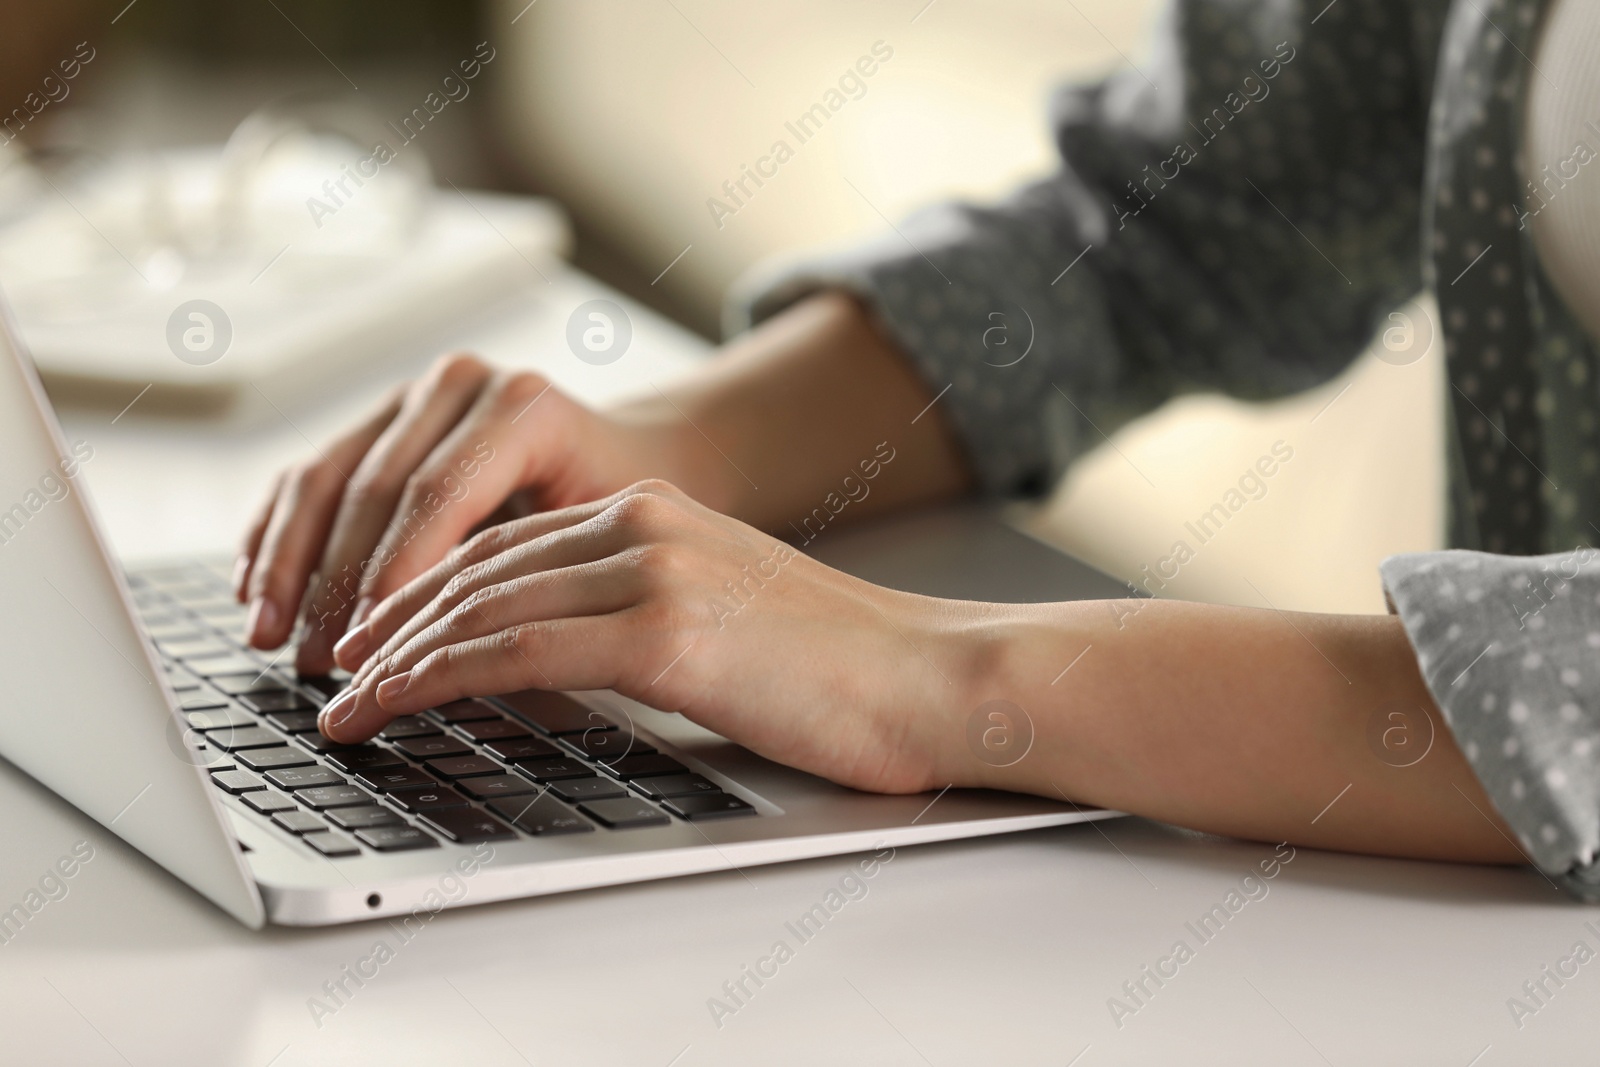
[{"x1": 0, "y1": 0, "x2": 1444, "y2": 614}]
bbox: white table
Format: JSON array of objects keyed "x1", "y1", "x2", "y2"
[{"x1": 8, "y1": 263, "x2": 1595, "y2": 1065}]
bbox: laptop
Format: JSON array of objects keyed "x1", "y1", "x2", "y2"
[{"x1": 0, "y1": 295, "x2": 1130, "y2": 928}]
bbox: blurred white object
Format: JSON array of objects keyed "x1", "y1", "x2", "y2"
[{"x1": 0, "y1": 101, "x2": 569, "y2": 397}]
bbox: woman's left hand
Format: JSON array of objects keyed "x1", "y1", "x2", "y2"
[{"x1": 316, "y1": 480, "x2": 983, "y2": 794}]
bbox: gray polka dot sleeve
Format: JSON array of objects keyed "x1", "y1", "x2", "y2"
[
  {"x1": 1382, "y1": 550, "x2": 1600, "y2": 898},
  {"x1": 728, "y1": 0, "x2": 1450, "y2": 496}
]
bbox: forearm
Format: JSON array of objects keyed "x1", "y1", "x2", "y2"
[
  {"x1": 932, "y1": 597, "x2": 1524, "y2": 864},
  {"x1": 611, "y1": 291, "x2": 973, "y2": 532}
]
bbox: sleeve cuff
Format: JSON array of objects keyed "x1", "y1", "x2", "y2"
[{"x1": 1381, "y1": 548, "x2": 1600, "y2": 898}]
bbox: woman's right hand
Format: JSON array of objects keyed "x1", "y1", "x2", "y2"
[{"x1": 234, "y1": 353, "x2": 705, "y2": 675}]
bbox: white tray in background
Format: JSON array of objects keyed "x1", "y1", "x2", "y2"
[{"x1": 0, "y1": 179, "x2": 570, "y2": 398}]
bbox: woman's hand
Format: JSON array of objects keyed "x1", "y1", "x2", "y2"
[
  {"x1": 234, "y1": 354, "x2": 715, "y2": 675},
  {"x1": 316, "y1": 480, "x2": 984, "y2": 794}
]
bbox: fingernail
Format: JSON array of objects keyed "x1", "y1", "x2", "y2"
[
  {"x1": 332, "y1": 622, "x2": 372, "y2": 668},
  {"x1": 231, "y1": 556, "x2": 249, "y2": 601},
  {"x1": 350, "y1": 597, "x2": 374, "y2": 629},
  {"x1": 246, "y1": 597, "x2": 280, "y2": 646},
  {"x1": 320, "y1": 689, "x2": 358, "y2": 735},
  {"x1": 376, "y1": 671, "x2": 412, "y2": 705}
]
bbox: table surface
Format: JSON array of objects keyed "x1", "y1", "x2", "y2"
[{"x1": 7, "y1": 262, "x2": 1595, "y2": 1066}]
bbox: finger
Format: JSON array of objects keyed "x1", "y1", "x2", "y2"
[
  {"x1": 295, "y1": 358, "x2": 492, "y2": 672},
  {"x1": 332, "y1": 491, "x2": 632, "y2": 673},
  {"x1": 321, "y1": 612, "x2": 638, "y2": 742},
  {"x1": 233, "y1": 471, "x2": 283, "y2": 602},
  {"x1": 244, "y1": 391, "x2": 400, "y2": 647},
  {"x1": 343, "y1": 507, "x2": 632, "y2": 688},
  {"x1": 354, "y1": 371, "x2": 561, "y2": 608},
  {"x1": 357, "y1": 555, "x2": 645, "y2": 687}
]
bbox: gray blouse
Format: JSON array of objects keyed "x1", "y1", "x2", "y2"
[{"x1": 731, "y1": 0, "x2": 1600, "y2": 896}]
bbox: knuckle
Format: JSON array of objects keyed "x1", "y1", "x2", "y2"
[
  {"x1": 291, "y1": 461, "x2": 339, "y2": 498},
  {"x1": 608, "y1": 489, "x2": 674, "y2": 534},
  {"x1": 401, "y1": 469, "x2": 453, "y2": 508},
  {"x1": 632, "y1": 541, "x2": 688, "y2": 586},
  {"x1": 457, "y1": 585, "x2": 498, "y2": 620},
  {"x1": 459, "y1": 525, "x2": 511, "y2": 565},
  {"x1": 440, "y1": 568, "x2": 480, "y2": 607},
  {"x1": 628, "y1": 477, "x2": 682, "y2": 499},
  {"x1": 495, "y1": 371, "x2": 550, "y2": 411},
  {"x1": 503, "y1": 621, "x2": 541, "y2": 658},
  {"x1": 431, "y1": 352, "x2": 489, "y2": 390}
]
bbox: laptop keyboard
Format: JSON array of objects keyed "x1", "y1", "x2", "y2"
[{"x1": 128, "y1": 561, "x2": 756, "y2": 860}]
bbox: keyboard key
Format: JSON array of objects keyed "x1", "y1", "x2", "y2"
[
  {"x1": 237, "y1": 746, "x2": 317, "y2": 772},
  {"x1": 295, "y1": 732, "x2": 364, "y2": 754},
  {"x1": 266, "y1": 766, "x2": 346, "y2": 791},
  {"x1": 186, "y1": 654, "x2": 267, "y2": 678},
  {"x1": 205, "y1": 726, "x2": 284, "y2": 751},
  {"x1": 240, "y1": 790, "x2": 298, "y2": 814},
  {"x1": 150, "y1": 623, "x2": 207, "y2": 644},
  {"x1": 164, "y1": 637, "x2": 235, "y2": 661},
  {"x1": 163, "y1": 669, "x2": 203, "y2": 693},
  {"x1": 241, "y1": 691, "x2": 316, "y2": 714},
  {"x1": 211, "y1": 770, "x2": 266, "y2": 794},
  {"x1": 355, "y1": 766, "x2": 444, "y2": 793},
  {"x1": 378, "y1": 716, "x2": 442, "y2": 740},
  {"x1": 387, "y1": 787, "x2": 469, "y2": 813},
  {"x1": 579, "y1": 797, "x2": 670, "y2": 829},
  {"x1": 355, "y1": 826, "x2": 438, "y2": 852},
  {"x1": 296, "y1": 673, "x2": 351, "y2": 701},
  {"x1": 263, "y1": 710, "x2": 322, "y2": 734},
  {"x1": 564, "y1": 731, "x2": 654, "y2": 761},
  {"x1": 515, "y1": 757, "x2": 594, "y2": 782},
  {"x1": 482, "y1": 736, "x2": 561, "y2": 763},
  {"x1": 455, "y1": 718, "x2": 532, "y2": 742},
  {"x1": 326, "y1": 747, "x2": 407, "y2": 773},
  {"x1": 212, "y1": 673, "x2": 289, "y2": 697},
  {"x1": 185, "y1": 707, "x2": 256, "y2": 730},
  {"x1": 272, "y1": 810, "x2": 327, "y2": 835},
  {"x1": 457, "y1": 774, "x2": 539, "y2": 800},
  {"x1": 634, "y1": 774, "x2": 725, "y2": 799},
  {"x1": 420, "y1": 808, "x2": 517, "y2": 843},
  {"x1": 548, "y1": 776, "x2": 628, "y2": 802},
  {"x1": 489, "y1": 794, "x2": 595, "y2": 836},
  {"x1": 496, "y1": 691, "x2": 616, "y2": 736},
  {"x1": 601, "y1": 754, "x2": 688, "y2": 781},
  {"x1": 178, "y1": 693, "x2": 229, "y2": 712},
  {"x1": 392, "y1": 736, "x2": 472, "y2": 760},
  {"x1": 663, "y1": 793, "x2": 756, "y2": 820},
  {"x1": 426, "y1": 699, "x2": 500, "y2": 724},
  {"x1": 326, "y1": 805, "x2": 405, "y2": 830},
  {"x1": 425, "y1": 755, "x2": 503, "y2": 780},
  {"x1": 296, "y1": 785, "x2": 377, "y2": 810},
  {"x1": 303, "y1": 831, "x2": 361, "y2": 857}
]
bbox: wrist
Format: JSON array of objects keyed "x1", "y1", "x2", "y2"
[{"x1": 894, "y1": 596, "x2": 1038, "y2": 792}]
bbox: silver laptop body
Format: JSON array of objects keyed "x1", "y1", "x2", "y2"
[{"x1": 0, "y1": 296, "x2": 1127, "y2": 928}]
